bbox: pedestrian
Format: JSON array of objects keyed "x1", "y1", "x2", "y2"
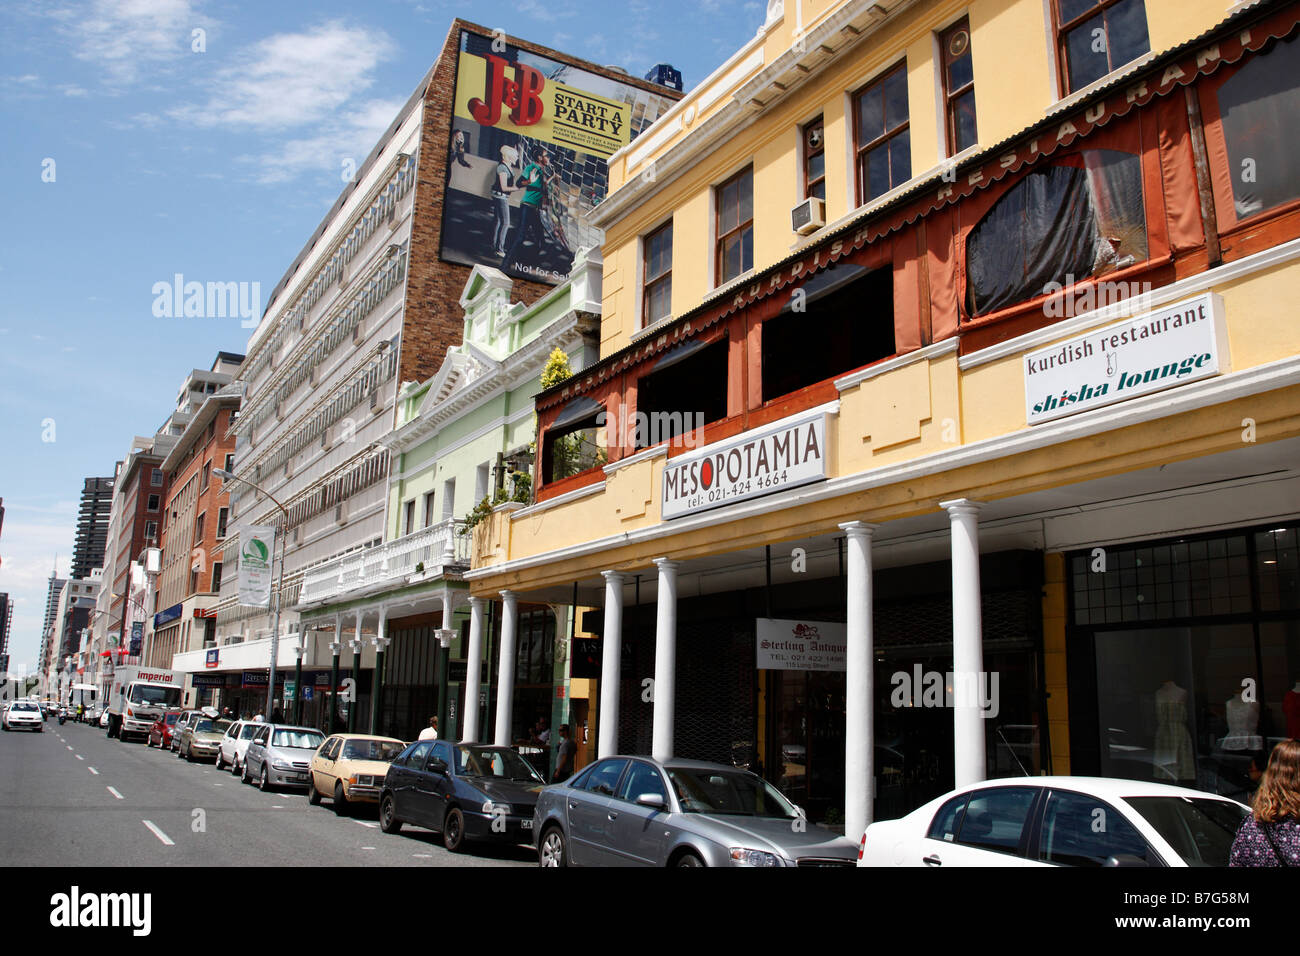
[
  {"x1": 418, "y1": 716, "x2": 439, "y2": 741},
  {"x1": 552, "y1": 723, "x2": 576, "y2": 783},
  {"x1": 1229, "y1": 739, "x2": 1300, "y2": 866},
  {"x1": 253, "y1": 712, "x2": 264, "y2": 723},
  {"x1": 271, "y1": 705, "x2": 284, "y2": 723}
]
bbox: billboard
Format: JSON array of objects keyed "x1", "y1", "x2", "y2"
[{"x1": 440, "y1": 29, "x2": 679, "y2": 285}]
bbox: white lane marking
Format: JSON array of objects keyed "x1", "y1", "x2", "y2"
[
  {"x1": 361, "y1": 846, "x2": 375, "y2": 850},
  {"x1": 353, "y1": 820, "x2": 379, "y2": 828},
  {"x1": 88, "y1": 767, "x2": 99, "y2": 775},
  {"x1": 66, "y1": 745, "x2": 73, "y2": 751},
  {"x1": 75, "y1": 755, "x2": 84, "y2": 761},
  {"x1": 107, "y1": 786, "x2": 123, "y2": 800},
  {"x1": 213, "y1": 783, "x2": 223, "y2": 787},
  {"x1": 142, "y1": 820, "x2": 174, "y2": 846},
  {"x1": 271, "y1": 805, "x2": 284, "y2": 809},
  {"x1": 412, "y1": 853, "x2": 432, "y2": 858}
]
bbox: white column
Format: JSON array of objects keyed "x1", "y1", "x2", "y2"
[
  {"x1": 597, "y1": 571, "x2": 626, "y2": 758},
  {"x1": 651, "y1": 559, "x2": 678, "y2": 763},
  {"x1": 941, "y1": 498, "x2": 987, "y2": 789},
  {"x1": 493, "y1": 590, "x2": 518, "y2": 746},
  {"x1": 463, "y1": 597, "x2": 486, "y2": 743},
  {"x1": 840, "y1": 521, "x2": 878, "y2": 842}
]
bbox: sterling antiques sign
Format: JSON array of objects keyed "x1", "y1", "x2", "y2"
[
  {"x1": 237, "y1": 525, "x2": 275, "y2": 608},
  {"x1": 756, "y1": 618, "x2": 847, "y2": 672},
  {"x1": 662, "y1": 410, "x2": 829, "y2": 519},
  {"x1": 1024, "y1": 292, "x2": 1228, "y2": 426}
]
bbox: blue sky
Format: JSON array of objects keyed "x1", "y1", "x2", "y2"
[{"x1": 0, "y1": 0, "x2": 765, "y2": 675}]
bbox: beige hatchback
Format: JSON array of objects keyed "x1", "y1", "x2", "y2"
[{"x1": 308, "y1": 734, "x2": 406, "y2": 815}]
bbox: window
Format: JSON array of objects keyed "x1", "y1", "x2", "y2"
[
  {"x1": 940, "y1": 18, "x2": 977, "y2": 155},
  {"x1": 803, "y1": 118, "x2": 826, "y2": 200},
  {"x1": 151, "y1": 468, "x2": 164, "y2": 487},
  {"x1": 190, "y1": 568, "x2": 200, "y2": 594},
  {"x1": 216, "y1": 507, "x2": 228, "y2": 539},
  {"x1": 224, "y1": 454, "x2": 235, "y2": 473},
  {"x1": 423, "y1": 491, "x2": 436, "y2": 528},
  {"x1": 634, "y1": 338, "x2": 728, "y2": 449},
  {"x1": 762, "y1": 263, "x2": 895, "y2": 400},
  {"x1": 542, "y1": 398, "x2": 607, "y2": 483},
  {"x1": 715, "y1": 167, "x2": 754, "y2": 285},
  {"x1": 210, "y1": 562, "x2": 223, "y2": 593},
  {"x1": 617, "y1": 761, "x2": 668, "y2": 804},
  {"x1": 195, "y1": 512, "x2": 205, "y2": 543},
  {"x1": 1210, "y1": 34, "x2": 1300, "y2": 222},
  {"x1": 1038, "y1": 790, "x2": 1152, "y2": 866},
  {"x1": 147, "y1": 494, "x2": 160, "y2": 511},
  {"x1": 401, "y1": 741, "x2": 434, "y2": 767},
  {"x1": 441, "y1": 479, "x2": 456, "y2": 519},
  {"x1": 583, "y1": 759, "x2": 629, "y2": 796},
  {"x1": 1055, "y1": 0, "x2": 1149, "y2": 94},
  {"x1": 200, "y1": 460, "x2": 211, "y2": 491},
  {"x1": 953, "y1": 787, "x2": 1037, "y2": 854},
  {"x1": 475, "y1": 462, "x2": 490, "y2": 505},
  {"x1": 965, "y1": 149, "x2": 1147, "y2": 316},
  {"x1": 643, "y1": 220, "x2": 673, "y2": 327},
  {"x1": 927, "y1": 794, "x2": 969, "y2": 842},
  {"x1": 854, "y1": 63, "x2": 910, "y2": 204},
  {"x1": 144, "y1": 520, "x2": 158, "y2": 541},
  {"x1": 403, "y1": 499, "x2": 415, "y2": 536}
]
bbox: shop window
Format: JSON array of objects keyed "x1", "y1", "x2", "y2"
[
  {"x1": 965, "y1": 149, "x2": 1147, "y2": 317},
  {"x1": 762, "y1": 263, "x2": 895, "y2": 401},
  {"x1": 1055, "y1": 0, "x2": 1150, "y2": 94},
  {"x1": 643, "y1": 220, "x2": 673, "y2": 327},
  {"x1": 634, "y1": 338, "x2": 728, "y2": 449},
  {"x1": 716, "y1": 167, "x2": 754, "y2": 285},
  {"x1": 542, "y1": 397, "x2": 607, "y2": 484},
  {"x1": 854, "y1": 62, "x2": 910, "y2": 204},
  {"x1": 940, "y1": 18, "x2": 977, "y2": 155},
  {"x1": 803, "y1": 117, "x2": 826, "y2": 200},
  {"x1": 1214, "y1": 34, "x2": 1300, "y2": 222}
]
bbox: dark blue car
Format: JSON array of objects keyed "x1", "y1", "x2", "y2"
[{"x1": 380, "y1": 740, "x2": 546, "y2": 852}]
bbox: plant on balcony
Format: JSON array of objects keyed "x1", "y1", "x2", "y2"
[
  {"x1": 459, "y1": 471, "x2": 532, "y2": 537},
  {"x1": 414, "y1": 562, "x2": 424, "y2": 573}
]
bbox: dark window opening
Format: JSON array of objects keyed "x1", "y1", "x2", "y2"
[
  {"x1": 966, "y1": 149, "x2": 1147, "y2": 316},
  {"x1": 542, "y1": 397, "x2": 607, "y2": 484},
  {"x1": 761, "y1": 264, "x2": 895, "y2": 401},
  {"x1": 1058, "y1": 0, "x2": 1150, "y2": 93},
  {"x1": 634, "y1": 338, "x2": 729, "y2": 449}
]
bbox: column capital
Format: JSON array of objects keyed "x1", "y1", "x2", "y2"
[
  {"x1": 652, "y1": 557, "x2": 679, "y2": 573},
  {"x1": 838, "y1": 521, "x2": 880, "y2": 538},
  {"x1": 372, "y1": 635, "x2": 391, "y2": 651},
  {"x1": 601, "y1": 570, "x2": 627, "y2": 584},
  {"x1": 499, "y1": 589, "x2": 518, "y2": 603},
  {"x1": 349, "y1": 639, "x2": 363, "y2": 654},
  {"x1": 293, "y1": 644, "x2": 305, "y2": 659},
  {"x1": 328, "y1": 641, "x2": 341, "y2": 655},
  {"x1": 939, "y1": 497, "x2": 985, "y2": 517},
  {"x1": 468, "y1": 595, "x2": 487, "y2": 610}
]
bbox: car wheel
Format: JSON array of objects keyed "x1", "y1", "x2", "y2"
[
  {"x1": 242, "y1": 760, "x2": 252, "y2": 785},
  {"x1": 215, "y1": 751, "x2": 224, "y2": 770},
  {"x1": 539, "y1": 827, "x2": 568, "y2": 867},
  {"x1": 443, "y1": 807, "x2": 466, "y2": 853},
  {"x1": 307, "y1": 777, "x2": 321, "y2": 806},
  {"x1": 232, "y1": 757, "x2": 242, "y2": 777},
  {"x1": 259, "y1": 766, "x2": 272, "y2": 792},
  {"x1": 333, "y1": 782, "x2": 349, "y2": 817},
  {"x1": 675, "y1": 851, "x2": 704, "y2": 867},
  {"x1": 380, "y1": 794, "x2": 402, "y2": 834}
]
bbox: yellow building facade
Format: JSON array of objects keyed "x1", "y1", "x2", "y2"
[{"x1": 468, "y1": 0, "x2": 1300, "y2": 836}]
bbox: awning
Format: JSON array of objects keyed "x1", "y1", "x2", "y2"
[{"x1": 550, "y1": 395, "x2": 604, "y2": 431}]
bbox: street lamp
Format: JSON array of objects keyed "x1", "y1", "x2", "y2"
[{"x1": 212, "y1": 467, "x2": 288, "y2": 721}]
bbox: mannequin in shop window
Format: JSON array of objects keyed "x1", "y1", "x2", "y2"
[
  {"x1": 1222, "y1": 682, "x2": 1263, "y2": 753},
  {"x1": 1153, "y1": 680, "x2": 1196, "y2": 783}
]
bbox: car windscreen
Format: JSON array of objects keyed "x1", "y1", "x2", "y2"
[
  {"x1": 11, "y1": 703, "x2": 38, "y2": 712},
  {"x1": 454, "y1": 746, "x2": 544, "y2": 783},
  {"x1": 667, "y1": 768, "x2": 799, "y2": 818},
  {"x1": 192, "y1": 719, "x2": 229, "y2": 735},
  {"x1": 273, "y1": 730, "x2": 325, "y2": 750},
  {"x1": 342, "y1": 740, "x2": 404, "y2": 762},
  {"x1": 164, "y1": 714, "x2": 179, "y2": 725},
  {"x1": 1124, "y1": 797, "x2": 1248, "y2": 867},
  {"x1": 129, "y1": 685, "x2": 182, "y2": 706}
]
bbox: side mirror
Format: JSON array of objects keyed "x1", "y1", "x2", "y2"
[
  {"x1": 635, "y1": 792, "x2": 667, "y2": 810},
  {"x1": 428, "y1": 758, "x2": 449, "y2": 775},
  {"x1": 1104, "y1": 854, "x2": 1149, "y2": 868}
]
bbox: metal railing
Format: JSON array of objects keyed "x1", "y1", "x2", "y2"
[{"x1": 296, "y1": 518, "x2": 469, "y2": 604}]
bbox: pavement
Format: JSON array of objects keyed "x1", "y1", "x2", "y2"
[{"x1": 0, "y1": 717, "x2": 535, "y2": 867}]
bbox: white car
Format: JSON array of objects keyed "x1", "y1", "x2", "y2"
[
  {"x1": 98, "y1": 709, "x2": 111, "y2": 728},
  {"x1": 3, "y1": 701, "x2": 45, "y2": 732},
  {"x1": 216, "y1": 720, "x2": 262, "y2": 775},
  {"x1": 858, "y1": 776, "x2": 1249, "y2": 868}
]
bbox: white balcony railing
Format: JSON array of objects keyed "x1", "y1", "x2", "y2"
[{"x1": 297, "y1": 518, "x2": 469, "y2": 605}]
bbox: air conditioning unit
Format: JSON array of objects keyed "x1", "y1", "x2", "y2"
[{"x1": 791, "y1": 197, "x2": 825, "y2": 236}]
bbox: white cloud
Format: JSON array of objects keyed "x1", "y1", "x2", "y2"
[
  {"x1": 53, "y1": 0, "x2": 213, "y2": 86},
  {"x1": 168, "y1": 21, "x2": 394, "y2": 131},
  {"x1": 242, "y1": 96, "x2": 407, "y2": 185}
]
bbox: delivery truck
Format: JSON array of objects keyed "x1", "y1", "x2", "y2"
[{"x1": 105, "y1": 667, "x2": 184, "y2": 742}]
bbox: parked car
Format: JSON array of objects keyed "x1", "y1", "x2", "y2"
[
  {"x1": 534, "y1": 756, "x2": 858, "y2": 867},
  {"x1": 3, "y1": 701, "x2": 44, "y2": 732},
  {"x1": 176, "y1": 716, "x2": 232, "y2": 762},
  {"x1": 242, "y1": 724, "x2": 326, "y2": 791},
  {"x1": 379, "y1": 741, "x2": 547, "y2": 852},
  {"x1": 147, "y1": 712, "x2": 181, "y2": 749},
  {"x1": 170, "y1": 710, "x2": 200, "y2": 752},
  {"x1": 98, "y1": 708, "x2": 110, "y2": 729},
  {"x1": 307, "y1": 734, "x2": 406, "y2": 815},
  {"x1": 216, "y1": 720, "x2": 261, "y2": 774},
  {"x1": 856, "y1": 776, "x2": 1250, "y2": 868}
]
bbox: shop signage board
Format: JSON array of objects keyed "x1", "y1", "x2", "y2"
[
  {"x1": 241, "y1": 671, "x2": 269, "y2": 688},
  {"x1": 237, "y1": 525, "x2": 275, "y2": 607},
  {"x1": 1024, "y1": 292, "x2": 1227, "y2": 426},
  {"x1": 662, "y1": 410, "x2": 830, "y2": 520},
  {"x1": 205, "y1": 648, "x2": 219, "y2": 669},
  {"x1": 755, "y1": 618, "x2": 847, "y2": 672}
]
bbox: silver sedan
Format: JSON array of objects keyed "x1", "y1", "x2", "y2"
[{"x1": 533, "y1": 756, "x2": 858, "y2": 867}]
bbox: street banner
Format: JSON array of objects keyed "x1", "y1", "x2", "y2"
[{"x1": 238, "y1": 525, "x2": 275, "y2": 607}]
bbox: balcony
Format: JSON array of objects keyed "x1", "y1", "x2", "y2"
[{"x1": 297, "y1": 518, "x2": 470, "y2": 606}]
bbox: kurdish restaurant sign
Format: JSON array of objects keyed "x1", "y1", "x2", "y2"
[
  {"x1": 662, "y1": 410, "x2": 829, "y2": 520},
  {"x1": 1024, "y1": 293, "x2": 1228, "y2": 426}
]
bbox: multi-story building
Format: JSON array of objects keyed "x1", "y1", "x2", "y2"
[
  {"x1": 71, "y1": 477, "x2": 114, "y2": 581},
  {"x1": 203, "y1": 20, "x2": 679, "y2": 723},
  {"x1": 39, "y1": 569, "x2": 66, "y2": 686},
  {"x1": 0, "y1": 592, "x2": 12, "y2": 677},
  {"x1": 467, "y1": 0, "x2": 1300, "y2": 838}
]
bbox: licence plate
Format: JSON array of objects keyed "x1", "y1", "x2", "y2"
[{"x1": 521, "y1": 819, "x2": 533, "y2": 829}]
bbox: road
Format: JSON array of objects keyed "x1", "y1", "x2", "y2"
[{"x1": 0, "y1": 717, "x2": 534, "y2": 867}]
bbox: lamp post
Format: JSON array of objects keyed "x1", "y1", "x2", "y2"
[{"x1": 212, "y1": 467, "x2": 288, "y2": 722}]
